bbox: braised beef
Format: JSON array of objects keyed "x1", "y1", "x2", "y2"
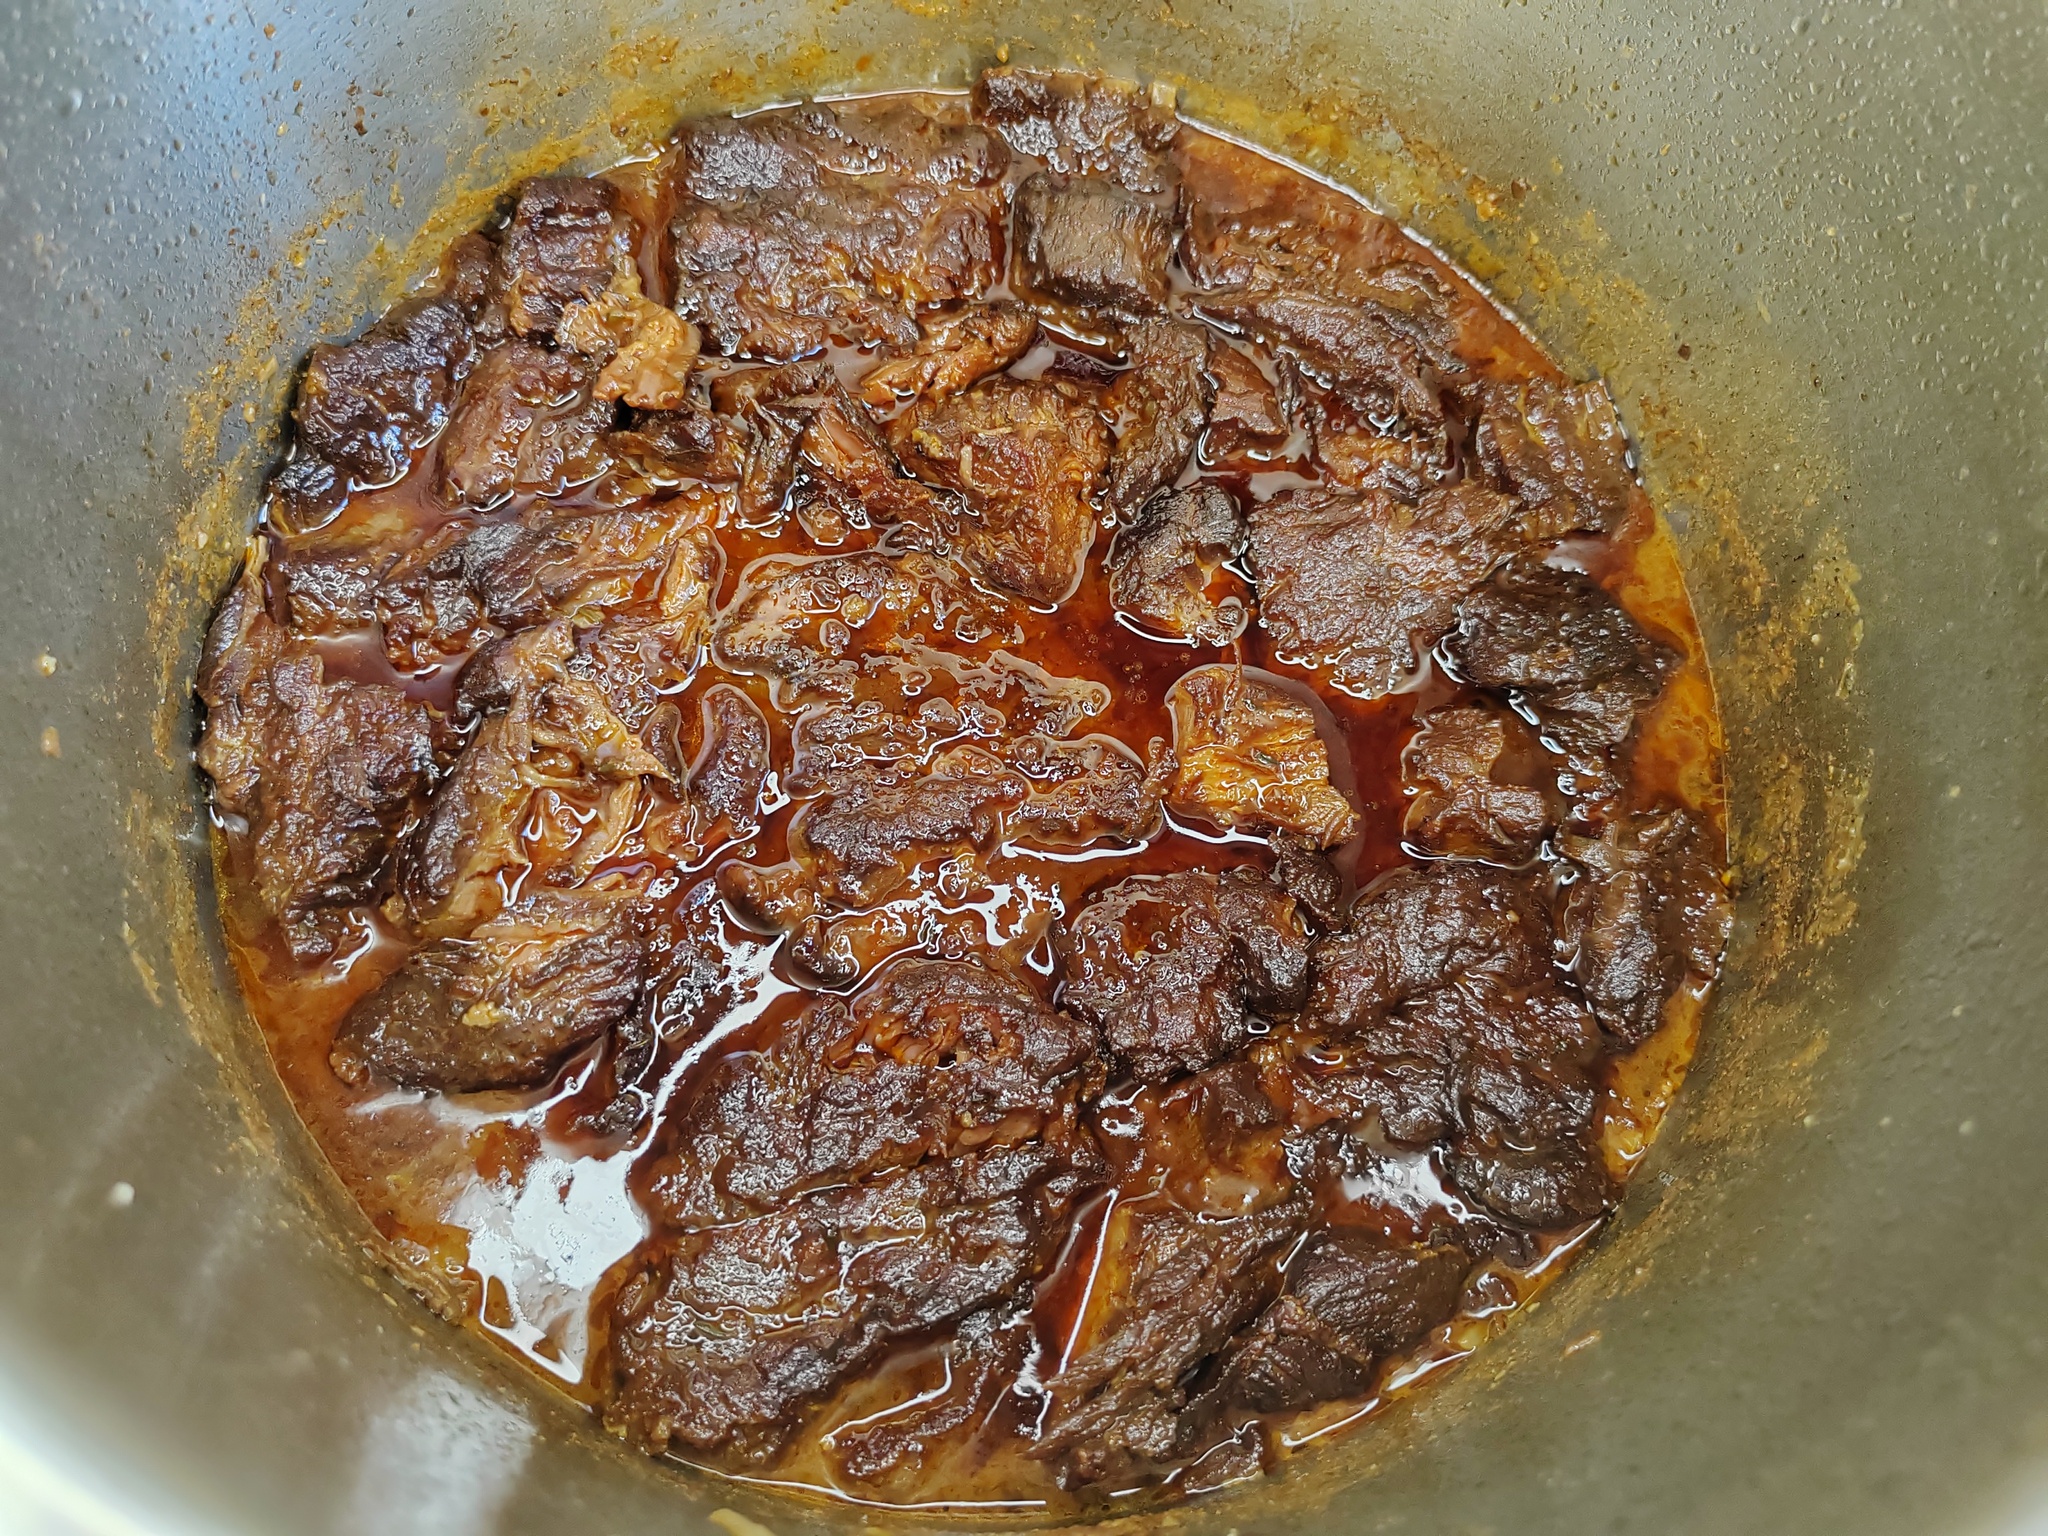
[
  {"x1": 1107, "y1": 483, "x2": 1248, "y2": 644},
  {"x1": 669, "y1": 103, "x2": 1006, "y2": 361},
  {"x1": 859, "y1": 302, "x2": 1039, "y2": 406},
  {"x1": 1211, "y1": 1235, "x2": 1471, "y2": 1412},
  {"x1": 971, "y1": 68, "x2": 1179, "y2": 193},
  {"x1": 1402, "y1": 704, "x2": 1552, "y2": 863},
  {"x1": 1059, "y1": 867, "x2": 1311, "y2": 1082},
  {"x1": 889, "y1": 375, "x2": 1109, "y2": 603},
  {"x1": 1249, "y1": 480, "x2": 1523, "y2": 697},
  {"x1": 1104, "y1": 320, "x2": 1214, "y2": 515},
  {"x1": 1472, "y1": 375, "x2": 1636, "y2": 537},
  {"x1": 1555, "y1": 808, "x2": 1732, "y2": 1046},
  {"x1": 1166, "y1": 664, "x2": 1359, "y2": 845},
  {"x1": 1297, "y1": 864, "x2": 1614, "y2": 1228},
  {"x1": 495, "y1": 176, "x2": 638, "y2": 338},
  {"x1": 1014, "y1": 172, "x2": 1176, "y2": 317},
  {"x1": 641, "y1": 958, "x2": 1101, "y2": 1227},
  {"x1": 1446, "y1": 557, "x2": 1675, "y2": 798},
  {"x1": 330, "y1": 885, "x2": 649, "y2": 1092},
  {"x1": 201, "y1": 76, "x2": 1730, "y2": 1509},
  {"x1": 197, "y1": 567, "x2": 435, "y2": 960}
]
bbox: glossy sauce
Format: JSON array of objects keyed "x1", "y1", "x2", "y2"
[{"x1": 215, "y1": 90, "x2": 1725, "y2": 1513}]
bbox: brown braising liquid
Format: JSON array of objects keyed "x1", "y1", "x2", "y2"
[{"x1": 214, "y1": 90, "x2": 1725, "y2": 1513}]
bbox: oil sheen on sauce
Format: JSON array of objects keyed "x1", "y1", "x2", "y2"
[{"x1": 213, "y1": 90, "x2": 1727, "y2": 1514}]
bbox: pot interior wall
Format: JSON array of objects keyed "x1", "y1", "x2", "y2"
[{"x1": 0, "y1": 1, "x2": 2043, "y2": 1532}]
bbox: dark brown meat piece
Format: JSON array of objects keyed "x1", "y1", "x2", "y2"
[
  {"x1": 1196, "y1": 273, "x2": 1461, "y2": 428},
  {"x1": 1248, "y1": 481, "x2": 1523, "y2": 698},
  {"x1": 684, "y1": 684, "x2": 772, "y2": 836},
  {"x1": 1165, "y1": 664, "x2": 1359, "y2": 845},
  {"x1": 641, "y1": 958, "x2": 1101, "y2": 1228},
  {"x1": 1446, "y1": 558, "x2": 1675, "y2": 798},
  {"x1": 1104, "y1": 320, "x2": 1213, "y2": 515},
  {"x1": 1006, "y1": 732, "x2": 1169, "y2": 847},
  {"x1": 1473, "y1": 376, "x2": 1636, "y2": 537},
  {"x1": 712, "y1": 550, "x2": 1023, "y2": 705},
  {"x1": 793, "y1": 747, "x2": 1028, "y2": 906},
  {"x1": 1269, "y1": 830, "x2": 1346, "y2": 930},
  {"x1": 1210, "y1": 1235, "x2": 1470, "y2": 1412},
  {"x1": 456, "y1": 489, "x2": 721, "y2": 633},
  {"x1": 858, "y1": 302, "x2": 1039, "y2": 406},
  {"x1": 604, "y1": 404, "x2": 746, "y2": 492},
  {"x1": 1202, "y1": 342, "x2": 1296, "y2": 466},
  {"x1": 605, "y1": 1143, "x2": 1084, "y2": 1463},
  {"x1": 1555, "y1": 808, "x2": 1732, "y2": 1046},
  {"x1": 1298, "y1": 864, "x2": 1613, "y2": 1228},
  {"x1": 1107, "y1": 484, "x2": 1248, "y2": 645},
  {"x1": 669, "y1": 103, "x2": 1007, "y2": 361},
  {"x1": 889, "y1": 377, "x2": 1109, "y2": 604},
  {"x1": 374, "y1": 522, "x2": 497, "y2": 671},
  {"x1": 1059, "y1": 867, "x2": 1312, "y2": 1082},
  {"x1": 195, "y1": 566, "x2": 435, "y2": 961},
  {"x1": 1014, "y1": 172, "x2": 1175, "y2": 317},
  {"x1": 1402, "y1": 705, "x2": 1552, "y2": 862},
  {"x1": 286, "y1": 297, "x2": 473, "y2": 508},
  {"x1": 971, "y1": 67, "x2": 1180, "y2": 193},
  {"x1": 828, "y1": 1305, "x2": 1033, "y2": 1490},
  {"x1": 1033, "y1": 1065, "x2": 1309, "y2": 1485},
  {"x1": 1306, "y1": 397, "x2": 1448, "y2": 499},
  {"x1": 329, "y1": 885, "x2": 648, "y2": 1092},
  {"x1": 494, "y1": 176, "x2": 637, "y2": 339},
  {"x1": 435, "y1": 341, "x2": 613, "y2": 508}
]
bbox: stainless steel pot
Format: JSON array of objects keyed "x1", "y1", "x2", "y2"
[{"x1": 1, "y1": 1, "x2": 2042, "y2": 1532}]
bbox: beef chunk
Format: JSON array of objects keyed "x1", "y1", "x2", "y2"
[
  {"x1": 829, "y1": 1305, "x2": 1033, "y2": 1489},
  {"x1": 792, "y1": 747, "x2": 1028, "y2": 906},
  {"x1": 1249, "y1": 480, "x2": 1523, "y2": 697},
  {"x1": 1269, "y1": 830, "x2": 1345, "y2": 929},
  {"x1": 1004, "y1": 731, "x2": 1169, "y2": 848},
  {"x1": 1165, "y1": 664, "x2": 1359, "y2": 845},
  {"x1": 713, "y1": 550, "x2": 1023, "y2": 705},
  {"x1": 558, "y1": 281, "x2": 702, "y2": 413},
  {"x1": 1299, "y1": 864, "x2": 1613, "y2": 1228},
  {"x1": 196, "y1": 567, "x2": 434, "y2": 960},
  {"x1": 1107, "y1": 484, "x2": 1249, "y2": 645},
  {"x1": 1059, "y1": 867, "x2": 1312, "y2": 1082},
  {"x1": 1446, "y1": 558, "x2": 1675, "y2": 797},
  {"x1": 374, "y1": 523, "x2": 497, "y2": 671},
  {"x1": 889, "y1": 376, "x2": 1109, "y2": 604},
  {"x1": 605, "y1": 1144, "x2": 1082, "y2": 1463},
  {"x1": 859, "y1": 302, "x2": 1038, "y2": 406},
  {"x1": 604, "y1": 404, "x2": 746, "y2": 491},
  {"x1": 1402, "y1": 705, "x2": 1552, "y2": 862},
  {"x1": 642, "y1": 958, "x2": 1101, "y2": 1228},
  {"x1": 329, "y1": 884, "x2": 648, "y2": 1092},
  {"x1": 971, "y1": 67, "x2": 1179, "y2": 193},
  {"x1": 495, "y1": 177, "x2": 637, "y2": 338},
  {"x1": 1014, "y1": 172, "x2": 1176, "y2": 316},
  {"x1": 1306, "y1": 400, "x2": 1448, "y2": 499},
  {"x1": 1473, "y1": 376, "x2": 1635, "y2": 537},
  {"x1": 456, "y1": 490, "x2": 721, "y2": 634},
  {"x1": 1555, "y1": 808, "x2": 1731, "y2": 1046},
  {"x1": 1104, "y1": 320, "x2": 1213, "y2": 515},
  {"x1": 1034, "y1": 1065, "x2": 1310, "y2": 1485},
  {"x1": 290, "y1": 297, "x2": 474, "y2": 493},
  {"x1": 684, "y1": 684, "x2": 772, "y2": 836},
  {"x1": 1212, "y1": 1236, "x2": 1470, "y2": 1412},
  {"x1": 1196, "y1": 273, "x2": 1460, "y2": 428},
  {"x1": 1202, "y1": 342, "x2": 1296, "y2": 465},
  {"x1": 669, "y1": 103, "x2": 1007, "y2": 361},
  {"x1": 435, "y1": 341, "x2": 614, "y2": 508}
]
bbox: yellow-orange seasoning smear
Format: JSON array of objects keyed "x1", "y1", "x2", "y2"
[{"x1": 213, "y1": 91, "x2": 1724, "y2": 1514}]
